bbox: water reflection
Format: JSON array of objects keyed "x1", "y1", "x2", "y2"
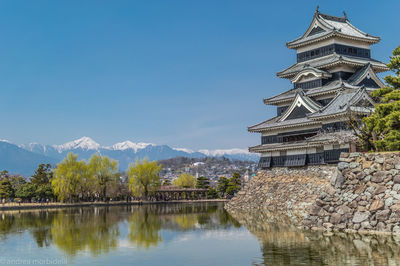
[
  {"x1": 0, "y1": 203, "x2": 239, "y2": 258},
  {"x1": 228, "y1": 208, "x2": 400, "y2": 265}
]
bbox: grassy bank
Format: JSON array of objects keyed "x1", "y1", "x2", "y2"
[{"x1": 0, "y1": 199, "x2": 228, "y2": 211}]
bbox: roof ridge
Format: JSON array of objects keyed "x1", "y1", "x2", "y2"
[
  {"x1": 347, "y1": 63, "x2": 372, "y2": 84},
  {"x1": 299, "y1": 91, "x2": 322, "y2": 109},
  {"x1": 318, "y1": 12, "x2": 347, "y2": 23},
  {"x1": 348, "y1": 86, "x2": 367, "y2": 105},
  {"x1": 248, "y1": 116, "x2": 279, "y2": 130},
  {"x1": 264, "y1": 88, "x2": 297, "y2": 103}
]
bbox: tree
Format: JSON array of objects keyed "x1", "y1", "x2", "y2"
[
  {"x1": 196, "y1": 176, "x2": 210, "y2": 189},
  {"x1": 127, "y1": 159, "x2": 161, "y2": 200},
  {"x1": 52, "y1": 153, "x2": 88, "y2": 202},
  {"x1": 30, "y1": 164, "x2": 54, "y2": 200},
  {"x1": 173, "y1": 173, "x2": 196, "y2": 188},
  {"x1": 88, "y1": 154, "x2": 119, "y2": 200},
  {"x1": 217, "y1": 177, "x2": 229, "y2": 197},
  {"x1": 0, "y1": 177, "x2": 13, "y2": 199},
  {"x1": 9, "y1": 175, "x2": 27, "y2": 194},
  {"x1": 226, "y1": 173, "x2": 241, "y2": 196},
  {"x1": 358, "y1": 46, "x2": 400, "y2": 151},
  {"x1": 31, "y1": 164, "x2": 53, "y2": 185},
  {"x1": 207, "y1": 188, "x2": 218, "y2": 199},
  {"x1": 15, "y1": 183, "x2": 37, "y2": 200}
]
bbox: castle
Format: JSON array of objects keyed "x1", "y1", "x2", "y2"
[{"x1": 249, "y1": 8, "x2": 388, "y2": 168}]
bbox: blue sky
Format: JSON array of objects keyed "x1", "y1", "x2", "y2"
[{"x1": 0, "y1": 0, "x2": 398, "y2": 150}]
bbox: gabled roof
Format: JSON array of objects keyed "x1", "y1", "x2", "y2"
[
  {"x1": 308, "y1": 87, "x2": 375, "y2": 119},
  {"x1": 278, "y1": 90, "x2": 321, "y2": 121},
  {"x1": 277, "y1": 53, "x2": 387, "y2": 79},
  {"x1": 287, "y1": 9, "x2": 380, "y2": 49},
  {"x1": 347, "y1": 63, "x2": 385, "y2": 88},
  {"x1": 264, "y1": 79, "x2": 363, "y2": 105},
  {"x1": 291, "y1": 66, "x2": 332, "y2": 83},
  {"x1": 251, "y1": 87, "x2": 375, "y2": 132},
  {"x1": 248, "y1": 116, "x2": 320, "y2": 133}
]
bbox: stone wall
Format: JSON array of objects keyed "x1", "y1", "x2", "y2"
[
  {"x1": 226, "y1": 152, "x2": 400, "y2": 234},
  {"x1": 305, "y1": 152, "x2": 400, "y2": 233},
  {"x1": 225, "y1": 166, "x2": 336, "y2": 223}
]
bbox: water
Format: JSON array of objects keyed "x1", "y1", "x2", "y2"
[{"x1": 0, "y1": 203, "x2": 399, "y2": 265}]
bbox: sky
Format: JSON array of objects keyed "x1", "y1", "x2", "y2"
[{"x1": 0, "y1": 0, "x2": 398, "y2": 150}]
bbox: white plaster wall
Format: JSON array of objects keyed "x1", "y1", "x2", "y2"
[
  {"x1": 287, "y1": 149, "x2": 307, "y2": 155},
  {"x1": 296, "y1": 37, "x2": 371, "y2": 53},
  {"x1": 324, "y1": 144, "x2": 334, "y2": 150}
]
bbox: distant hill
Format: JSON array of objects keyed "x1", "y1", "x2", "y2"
[
  {"x1": 0, "y1": 141, "x2": 57, "y2": 176},
  {"x1": 0, "y1": 137, "x2": 258, "y2": 176}
]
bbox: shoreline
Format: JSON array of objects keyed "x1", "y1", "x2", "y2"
[{"x1": 0, "y1": 199, "x2": 228, "y2": 211}]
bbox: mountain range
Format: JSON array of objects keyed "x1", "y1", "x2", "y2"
[{"x1": 0, "y1": 137, "x2": 258, "y2": 176}]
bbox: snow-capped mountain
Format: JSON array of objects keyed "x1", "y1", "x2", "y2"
[
  {"x1": 198, "y1": 148, "x2": 249, "y2": 156},
  {"x1": 6, "y1": 137, "x2": 259, "y2": 175},
  {"x1": 54, "y1": 136, "x2": 100, "y2": 152},
  {"x1": 107, "y1": 140, "x2": 154, "y2": 152}
]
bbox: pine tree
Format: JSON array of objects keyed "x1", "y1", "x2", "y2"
[
  {"x1": 196, "y1": 176, "x2": 210, "y2": 189},
  {"x1": 360, "y1": 46, "x2": 400, "y2": 151},
  {"x1": 0, "y1": 177, "x2": 14, "y2": 199}
]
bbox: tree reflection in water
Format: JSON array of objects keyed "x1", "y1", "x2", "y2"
[
  {"x1": 127, "y1": 206, "x2": 163, "y2": 249},
  {"x1": 228, "y1": 208, "x2": 400, "y2": 265},
  {"x1": 0, "y1": 203, "x2": 240, "y2": 257},
  {"x1": 51, "y1": 208, "x2": 121, "y2": 256}
]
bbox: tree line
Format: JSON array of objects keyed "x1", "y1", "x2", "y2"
[{"x1": 0, "y1": 152, "x2": 242, "y2": 203}]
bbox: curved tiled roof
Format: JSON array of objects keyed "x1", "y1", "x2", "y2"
[
  {"x1": 248, "y1": 116, "x2": 320, "y2": 132},
  {"x1": 308, "y1": 87, "x2": 374, "y2": 119},
  {"x1": 287, "y1": 10, "x2": 380, "y2": 49},
  {"x1": 264, "y1": 80, "x2": 362, "y2": 105},
  {"x1": 251, "y1": 87, "x2": 375, "y2": 132},
  {"x1": 277, "y1": 53, "x2": 387, "y2": 78}
]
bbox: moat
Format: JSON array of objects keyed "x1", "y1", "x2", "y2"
[{"x1": 0, "y1": 202, "x2": 399, "y2": 265}]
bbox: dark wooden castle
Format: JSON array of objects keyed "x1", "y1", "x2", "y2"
[{"x1": 249, "y1": 8, "x2": 388, "y2": 168}]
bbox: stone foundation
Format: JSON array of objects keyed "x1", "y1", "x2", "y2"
[
  {"x1": 225, "y1": 165, "x2": 336, "y2": 223},
  {"x1": 305, "y1": 152, "x2": 400, "y2": 233},
  {"x1": 226, "y1": 152, "x2": 400, "y2": 234}
]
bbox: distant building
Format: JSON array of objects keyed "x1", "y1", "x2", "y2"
[{"x1": 249, "y1": 8, "x2": 388, "y2": 168}]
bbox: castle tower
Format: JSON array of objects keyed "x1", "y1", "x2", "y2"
[{"x1": 249, "y1": 8, "x2": 388, "y2": 168}]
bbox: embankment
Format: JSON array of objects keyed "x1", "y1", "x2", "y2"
[
  {"x1": 0, "y1": 199, "x2": 228, "y2": 211},
  {"x1": 226, "y1": 152, "x2": 400, "y2": 234}
]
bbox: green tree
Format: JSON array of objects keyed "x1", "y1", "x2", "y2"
[
  {"x1": 196, "y1": 176, "x2": 210, "y2": 189},
  {"x1": 15, "y1": 183, "x2": 37, "y2": 200},
  {"x1": 52, "y1": 153, "x2": 88, "y2": 202},
  {"x1": 88, "y1": 154, "x2": 118, "y2": 200},
  {"x1": 217, "y1": 177, "x2": 229, "y2": 197},
  {"x1": 30, "y1": 164, "x2": 54, "y2": 199},
  {"x1": 207, "y1": 187, "x2": 218, "y2": 199},
  {"x1": 31, "y1": 164, "x2": 53, "y2": 185},
  {"x1": 360, "y1": 46, "x2": 400, "y2": 151},
  {"x1": 9, "y1": 175, "x2": 27, "y2": 194},
  {"x1": 173, "y1": 173, "x2": 196, "y2": 188},
  {"x1": 226, "y1": 172, "x2": 241, "y2": 196},
  {"x1": 36, "y1": 184, "x2": 54, "y2": 200},
  {"x1": 0, "y1": 177, "x2": 13, "y2": 199},
  {"x1": 127, "y1": 159, "x2": 161, "y2": 199}
]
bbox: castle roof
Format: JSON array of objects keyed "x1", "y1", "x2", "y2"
[
  {"x1": 277, "y1": 53, "x2": 387, "y2": 79},
  {"x1": 307, "y1": 87, "x2": 373, "y2": 119},
  {"x1": 250, "y1": 87, "x2": 374, "y2": 132},
  {"x1": 286, "y1": 9, "x2": 380, "y2": 49},
  {"x1": 264, "y1": 79, "x2": 362, "y2": 105}
]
